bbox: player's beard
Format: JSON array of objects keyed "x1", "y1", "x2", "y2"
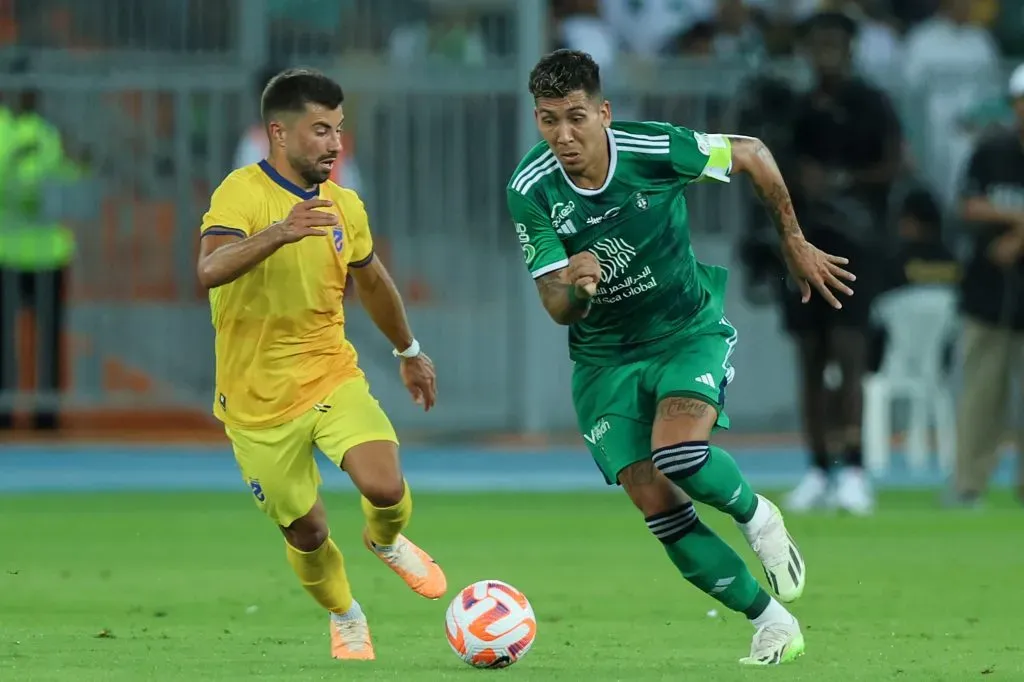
[{"x1": 293, "y1": 155, "x2": 331, "y2": 186}]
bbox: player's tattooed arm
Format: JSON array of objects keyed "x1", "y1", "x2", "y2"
[
  {"x1": 535, "y1": 251, "x2": 602, "y2": 326},
  {"x1": 725, "y1": 136, "x2": 803, "y2": 242},
  {"x1": 348, "y1": 254, "x2": 415, "y2": 351},
  {"x1": 535, "y1": 269, "x2": 591, "y2": 326},
  {"x1": 727, "y1": 135, "x2": 856, "y2": 309}
]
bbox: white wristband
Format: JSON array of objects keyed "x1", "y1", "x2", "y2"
[{"x1": 393, "y1": 339, "x2": 421, "y2": 358}]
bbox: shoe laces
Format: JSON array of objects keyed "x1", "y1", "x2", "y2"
[
  {"x1": 378, "y1": 538, "x2": 428, "y2": 578},
  {"x1": 752, "y1": 623, "x2": 793, "y2": 657},
  {"x1": 333, "y1": 617, "x2": 370, "y2": 648},
  {"x1": 750, "y1": 521, "x2": 788, "y2": 568}
]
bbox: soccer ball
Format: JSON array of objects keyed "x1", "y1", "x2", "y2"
[{"x1": 445, "y1": 580, "x2": 537, "y2": 668}]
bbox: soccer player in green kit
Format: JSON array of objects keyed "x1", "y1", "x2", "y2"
[{"x1": 507, "y1": 50, "x2": 857, "y2": 666}]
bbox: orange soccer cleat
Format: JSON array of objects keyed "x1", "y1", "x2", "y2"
[
  {"x1": 329, "y1": 607, "x2": 375, "y2": 661},
  {"x1": 363, "y1": 529, "x2": 448, "y2": 600}
]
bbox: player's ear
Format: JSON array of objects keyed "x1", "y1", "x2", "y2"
[
  {"x1": 599, "y1": 99, "x2": 611, "y2": 126},
  {"x1": 267, "y1": 120, "x2": 287, "y2": 148}
]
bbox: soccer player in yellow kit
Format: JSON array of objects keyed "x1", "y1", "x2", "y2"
[{"x1": 196, "y1": 68, "x2": 446, "y2": 661}]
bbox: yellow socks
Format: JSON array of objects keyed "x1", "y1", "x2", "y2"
[
  {"x1": 361, "y1": 480, "x2": 412, "y2": 548},
  {"x1": 285, "y1": 537, "x2": 353, "y2": 614}
]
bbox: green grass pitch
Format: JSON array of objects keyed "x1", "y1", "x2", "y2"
[{"x1": 1, "y1": 490, "x2": 1021, "y2": 681}]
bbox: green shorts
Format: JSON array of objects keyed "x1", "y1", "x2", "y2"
[{"x1": 572, "y1": 315, "x2": 737, "y2": 485}]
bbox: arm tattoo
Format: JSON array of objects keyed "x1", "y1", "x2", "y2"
[
  {"x1": 749, "y1": 142, "x2": 801, "y2": 240},
  {"x1": 656, "y1": 397, "x2": 711, "y2": 422},
  {"x1": 536, "y1": 271, "x2": 590, "y2": 323}
]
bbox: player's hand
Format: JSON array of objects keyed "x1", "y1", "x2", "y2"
[
  {"x1": 781, "y1": 234, "x2": 856, "y2": 310},
  {"x1": 272, "y1": 199, "x2": 339, "y2": 244},
  {"x1": 567, "y1": 251, "x2": 601, "y2": 298},
  {"x1": 399, "y1": 353, "x2": 436, "y2": 412}
]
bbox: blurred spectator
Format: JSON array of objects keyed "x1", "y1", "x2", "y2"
[
  {"x1": 868, "y1": 188, "x2": 960, "y2": 371},
  {"x1": 0, "y1": 84, "x2": 75, "y2": 431},
  {"x1": 388, "y1": 2, "x2": 488, "y2": 65},
  {"x1": 781, "y1": 11, "x2": 902, "y2": 515},
  {"x1": 843, "y1": 1, "x2": 903, "y2": 90},
  {"x1": 552, "y1": 0, "x2": 616, "y2": 72},
  {"x1": 675, "y1": 20, "x2": 717, "y2": 56},
  {"x1": 710, "y1": 0, "x2": 767, "y2": 64},
  {"x1": 991, "y1": 0, "x2": 1024, "y2": 57},
  {"x1": 884, "y1": 188, "x2": 960, "y2": 292},
  {"x1": 903, "y1": 0, "x2": 1001, "y2": 201},
  {"x1": 233, "y1": 66, "x2": 365, "y2": 196},
  {"x1": 598, "y1": 0, "x2": 703, "y2": 58},
  {"x1": 952, "y1": 64, "x2": 1024, "y2": 508},
  {"x1": 886, "y1": 0, "x2": 939, "y2": 31}
]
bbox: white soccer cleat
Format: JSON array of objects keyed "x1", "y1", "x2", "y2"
[
  {"x1": 739, "y1": 495, "x2": 806, "y2": 602},
  {"x1": 834, "y1": 468, "x2": 875, "y2": 516},
  {"x1": 785, "y1": 469, "x2": 830, "y2": 512},
  {"x1": 740, "y1": 618, "x2": 805, "y2": 665}
]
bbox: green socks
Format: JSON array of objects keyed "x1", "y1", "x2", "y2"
[
  {"x1": 652, "y1": 441, "x2": 758, "y2": 523},
  {"x1": 645, "y1": 502, "x2": 770, "y2": 618}
]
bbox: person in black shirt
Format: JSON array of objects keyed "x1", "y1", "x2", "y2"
[
  {"x1": 868, "y1": 188, "x2": 961, "y2": 372},
  {"x1": 782, "y1": 11, "x2": 903, "y2": 515},
  {"x1": 954, "y1": 64, "x2": 1024, "y2": 508},
  {"x1": 884, "y1": 189, "x2": 961, "y2": 292}
]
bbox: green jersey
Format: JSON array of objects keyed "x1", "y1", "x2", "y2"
[{"x1": 506, "y1": 120, "x2": 734, "y2": 366}]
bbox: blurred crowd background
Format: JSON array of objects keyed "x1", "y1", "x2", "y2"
[{"x1": 1, "y1": 0, "x2": 1022, "y2": 504}]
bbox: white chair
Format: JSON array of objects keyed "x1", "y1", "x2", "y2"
[{"x1": 862, "y1": 286, "x2": 958, "y2": 476}]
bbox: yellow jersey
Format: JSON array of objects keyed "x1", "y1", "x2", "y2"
[{"x1": 200, "y1": 160, "x2": 374, "y2": 429}]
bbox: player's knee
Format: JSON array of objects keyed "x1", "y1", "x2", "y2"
[
  {"x1": 280, "y1": 510, "x2": 330, "y2": 552},
  {"x1": 360, "y1": 478, "x2": 407, "y2": 508},
  {"x1": 651, "y1": 439, "x2": 710, "y2": 480},
  {"x1": 617, "y1": 460, "x2": 691, "y2": 518}
]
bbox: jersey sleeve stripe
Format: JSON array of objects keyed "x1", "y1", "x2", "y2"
[
  {"x1": 519, "y1": 164, "x2": 560, "y2": 195},
  {"x1": 513, "y1": 156, "x2": 558, "y2": 194},
  {"x1": 617, "y1": 145, "x2": 670, "y2": 155},
  {"x1": 614, "y1": 137, "x2": 671, "y2": 147},
  {"x1": 612, "y1": 130, "x2": 670, "y2": 142},
  {"x1": 202, "y1": 227, "x2": 247, "y2": 239},
  {"x1": 349, "y1": 251, "x2": 375, "y2": 268},
  {"x1": 511, "y1": 151, "x2": 554, "y2": 191},
  {"x1": 530, "y1": 258, "x2": 570, "y2": 279}
]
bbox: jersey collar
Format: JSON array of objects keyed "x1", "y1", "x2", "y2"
[
  {"x1": 558, "y1": 127, "x2": 617, "y2": 197},
  {"x1": 258, "y1": 159, "x2": 320, "y2": 200}
]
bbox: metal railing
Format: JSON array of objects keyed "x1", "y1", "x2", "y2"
[{"x1": 0, "y1": 34, "x2": 1018, "y2": 434}]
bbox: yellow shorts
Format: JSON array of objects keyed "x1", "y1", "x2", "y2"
[{"x1": 225, "y1": 376, "x2": 398, "y2": 526}]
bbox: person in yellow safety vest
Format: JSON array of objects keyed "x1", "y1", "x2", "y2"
[{"x1": 0, "y1": 100, "x2": 77, "y2": 431}]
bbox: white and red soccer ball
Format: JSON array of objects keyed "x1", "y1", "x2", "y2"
[{"x1": 445, "y1": 580, "x2": 537, "y2": 668}]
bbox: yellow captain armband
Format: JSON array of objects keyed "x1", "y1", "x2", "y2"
[{"x1": 698, "y1": 133, "x2": 732, "y2": 183}]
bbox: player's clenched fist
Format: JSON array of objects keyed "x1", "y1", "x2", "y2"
[
  {"x1": 568, "y1": 251, "x2": 601, "y2": 298},
  {"x1": 271, "y1": 198, "x2": 339, "y2": 243}
]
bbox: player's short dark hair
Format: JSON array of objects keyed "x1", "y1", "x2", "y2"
[
  {"x1": 260, "y1": 68, "x2": 344, "y2": 123},
  {"x1": 528, "y1": 49, "x2": 601, "y2": 101}
]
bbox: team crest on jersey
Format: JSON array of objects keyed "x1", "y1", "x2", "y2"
[
  {"x1": 635, "y1": 193, "x2": 649, "y2": 210},
  {"x1": 333, "y1": 226, "x2": 344, "y2": 252}
]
